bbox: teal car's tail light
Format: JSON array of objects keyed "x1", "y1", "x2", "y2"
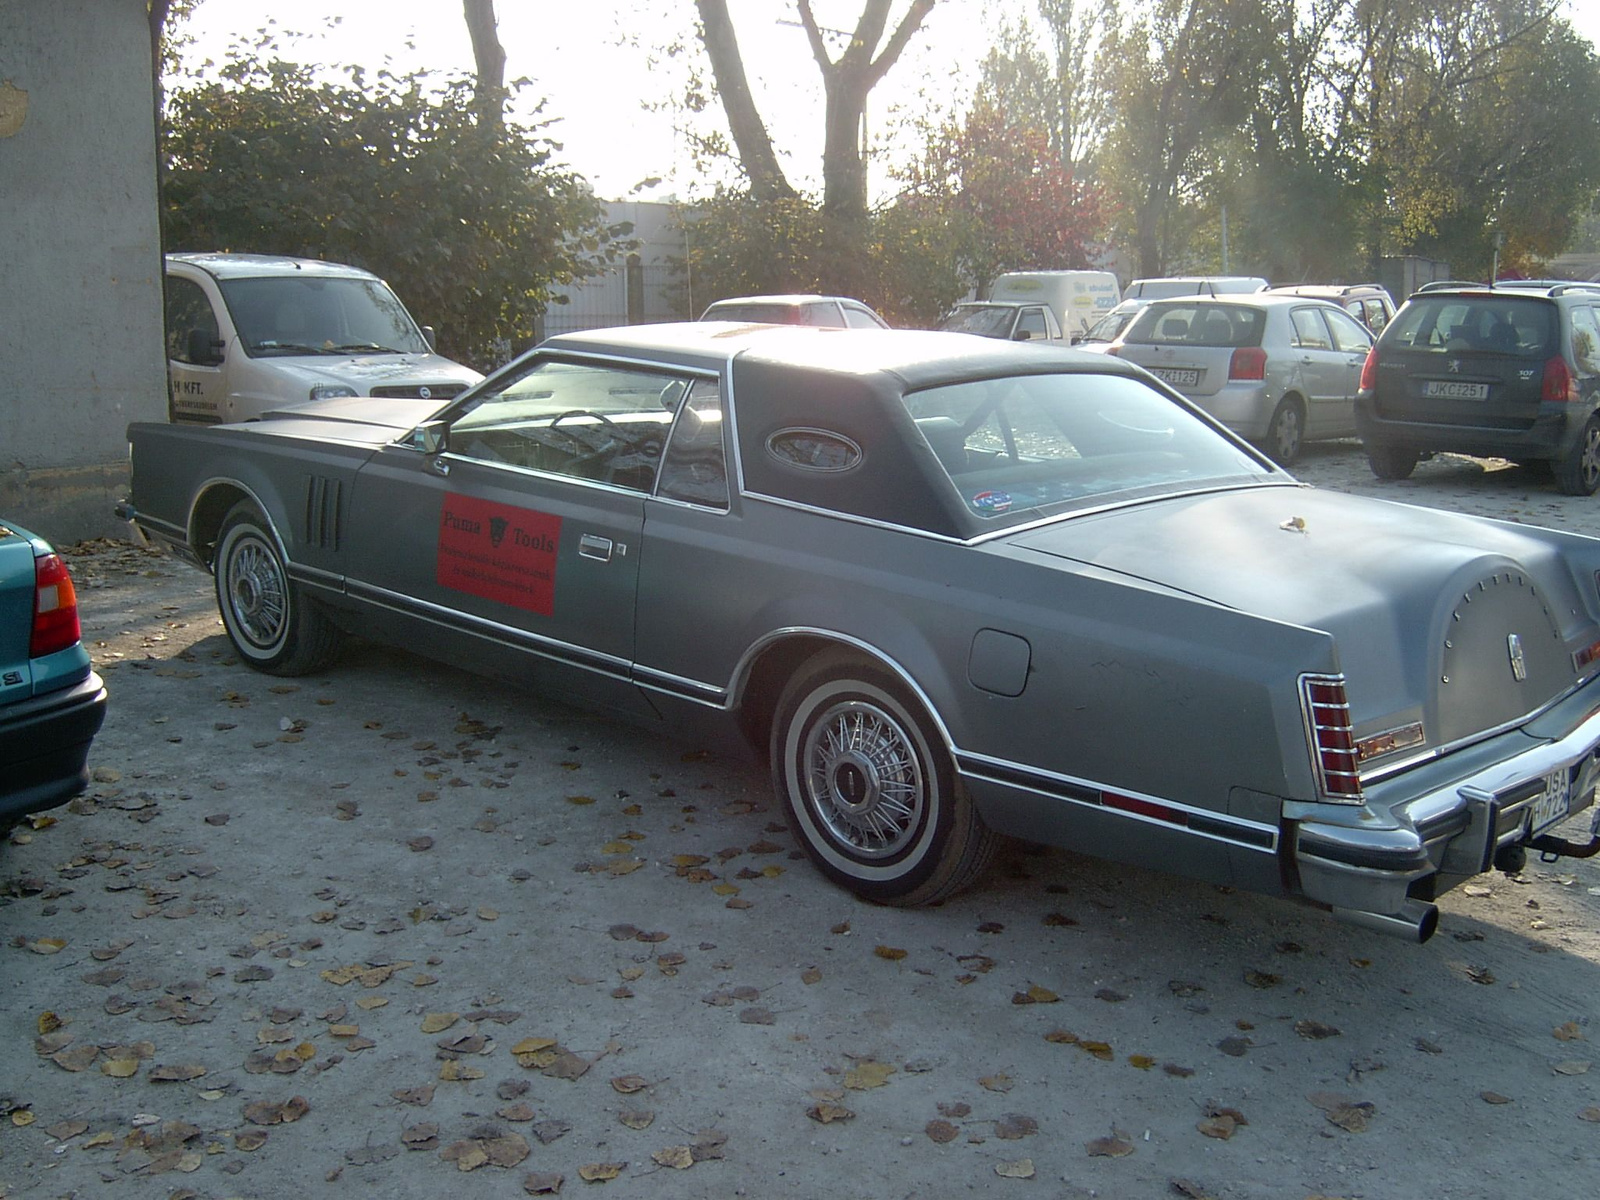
[
  {"x1": 30, "y1": 551, "x2": 82, "y2": 658},
  {"x1": 1300, "y1": 673, "x2": 1363, "y2": 803}
]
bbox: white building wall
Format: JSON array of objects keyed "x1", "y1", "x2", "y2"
[{"x1": 0, "y1": 0, "x2": 167, "y2": 541}]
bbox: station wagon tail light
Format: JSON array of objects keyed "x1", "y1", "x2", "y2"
[
  {"x1": 1542, "y1": 356, "x2": 1576, "y2": 403},
  {"x1": 1299, "y1": 673, "x2": 1363, "y2": 804},
  {"x1": 31, "y1": 551, "x2": 82, "y2": 658},
  {"x1": 1229, "y1": 347, "x2": 1267, "y2": 381},
  {"x1": 1358, "y1": 347, "x2": 1379, "y2": 391}
]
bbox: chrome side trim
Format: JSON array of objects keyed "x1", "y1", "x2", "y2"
[
  {"x1": 955, "y1": 749, "x2": 1280, "y2": 853},
  {"x1": 344, "y1": 579, "x2": 632, "y2": 678},
  {"x1": 736, "y1": 492, "x2": 971, "y2": 544},
  {"x1": 285, "y1": 562, "x2": 346, "y2": 595}
]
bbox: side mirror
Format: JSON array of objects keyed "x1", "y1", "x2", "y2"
[
  {"x1": 1068, "y1": 333, "x2": 1084, "y2": 345},
  {"x1": 1012, "y1": 329, "x2": 1033, "y2": 341},
  {"x1": 412, "y1": 419, "x2": 449, "y2": 454},
  {"x1": 420, "y1": 325, "x2": 438, "y2": 351},
  {"x1": 186, "y1": 328, "x2": 225, "y2": 366}
]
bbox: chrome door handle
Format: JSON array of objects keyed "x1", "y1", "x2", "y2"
[{"x1": 579, "y1": 534, "x2": 613, "y2": 562}]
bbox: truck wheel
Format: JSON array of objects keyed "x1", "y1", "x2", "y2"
[
  {"x1": 771, "y1": 649, "x2": 996, "y2": 906},
  {"x1": 214, "y1": 503, "x2": 342, "y2": 675},
  {"x1": 1554, "y1": 416, "x2": 1600, "y2": 496}
]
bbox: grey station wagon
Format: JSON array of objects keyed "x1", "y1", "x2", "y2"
[{"x1": 119, "y1": 324, "x2": 1600, "y2": 941}]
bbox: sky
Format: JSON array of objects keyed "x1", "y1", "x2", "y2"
[{"x1": 176, "y1": 0, "x2": 1600, "y2": 204}]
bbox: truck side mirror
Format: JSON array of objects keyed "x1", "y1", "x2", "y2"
[
  {"x1": 420, "y1": 325, "x2": 438, "y2": 351},
  {"x1": 186, "y1": 328, "x2": 225, "y2": 366}
]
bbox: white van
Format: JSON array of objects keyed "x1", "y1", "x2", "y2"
[
  {"x1": 163, "y1": 253, "x2": 482, "y2": 424},
  {"x1": 987, "y1": 270, "x2": 1122, "y2": 339}
]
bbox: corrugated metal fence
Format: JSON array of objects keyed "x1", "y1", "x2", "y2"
[{"x1": 541, "y1": 260, "x2": 690, "y2": 338}]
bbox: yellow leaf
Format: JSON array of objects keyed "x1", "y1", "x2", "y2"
[
  {"x1": 652, "y1": 1145, "x2": 694, "y2": 1169},
  {"x1": 578, "y1": 1162, "x2": 625, "y2": 1182},
  {"x1": 608, "y1": 859, "x2": 645, "y2": 876},
  {"x1": 329, "y1": 1024, "x2": 360, "y2": 1038},
  {"x1": 478, "y1": 906, "x2": 499, "y2": 921},
  {"x1": 874, "y1": 945, "x2": 908, "y2": 961},
  {"x1": 996, "y1": 1158, "x2": 1036, "y2": 1178},
  {"x1": 100, "y1": 1058, "x2": 139, "y2": 1078},
  {"x1": 1128, "y1": 1055, "x2": 1156, "y2": 1070},
  {"x1": 512, "y1": 1037, "x2": 558, "y2": 1055},
  {"x1": 712, "y1": 883, "x2": 739, "y2": 896},
  {"x1": 1555, "y1": 1022, "x2": 1585, "y2": 1041},
  {"x1": 1081, "y1": 1041, "x2": 1114, "y2": 1061},
  {"x1": 12, "y1": 1110, "x2": 36, "y2": 1126},
  {"x1": 844, "y1": 1061, "x2": 896, "y2": 1090},
  {"x1": 439, "y1": 1060, "x2": 485, "y2": 1081},
  {"x1": 761, "y1": 864, "x2": 785, "y2": 878},
  {"x1": 1025, "y1": 984, "x2": 1059, "y2": 1004},
  {"x1": 566, "y1": 794, "x2": 596, "y2": 805},
  {"x1": 29, "y1": 937, "x2": 67, "y2": 955},
  {"x1": 1045, "y1": 1030, "x2": 1079, "y2": 1044},
  {"x1": 37, "y1": 1012, "x2": 62, "y2": 1035},
  {"x1": 294, "y1": 1043, "x2": 316, "y2": 1061},
  {"x1": 355, "y1": 995, "x2": 387, "y2": 1011},
  {"x1": 601, "y1": 841, "x2": 633, "y2": 855},
  {"x1": 84, "y1": 1131, "x2": 113, "y2": 1147},
  {"x1": 421, "y1": 1013, "x2": 460, "y2": 1034}
]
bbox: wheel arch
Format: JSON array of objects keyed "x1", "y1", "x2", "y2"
[
  {"x1": 188, "y1": 480, "x2": 283, "y2": 570},
  {"x1": 732, "y1": 630, "x2": 958, "y2": 763}
]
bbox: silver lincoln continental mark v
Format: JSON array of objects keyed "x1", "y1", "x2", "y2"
[{"x1": 119, "y1": 323, "x2": 1600, "y2": 942}]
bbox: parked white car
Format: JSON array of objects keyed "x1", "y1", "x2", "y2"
[
  {"x1": 935, "y1": 301, "x2": 1064, "y2": 342},
  {"x1": 163, "y1": 253, "x2": 482, "y2": 424}
]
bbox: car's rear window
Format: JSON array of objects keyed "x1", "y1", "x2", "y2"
[
  {"x1": 1124, "y1": 304, "x2": 1266, "y2": 348},
  {"x1": 902, "y1": 371, "x2": 1270, "y2": 520},
  {"x1": 1381, "y1": 295, "x2": 1556, "y2": 357},
  {"x1": 704, "y1": 303, "x2": 804, "y2": 325},
  {"x1": 937, "y1": 306, "x2": 1014, "y2": 337}
]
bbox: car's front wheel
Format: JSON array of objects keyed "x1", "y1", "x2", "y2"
[
  {"x1": 1554, "y1": 415, "x2": 1600, "y2": 496},
  {"x1": 770, "y1": 650, "x2": 996, "y2": 906},
  {"x1": 214, "y1": 503, "x2": 342, "y2": 675},
  {"x1": 1366, "y1": 442, "x2": 1419, "y2": 481}
]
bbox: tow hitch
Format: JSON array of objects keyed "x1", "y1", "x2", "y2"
[{"x1": 1529, "y1": 808, "x2": 1600, "y2": 864}]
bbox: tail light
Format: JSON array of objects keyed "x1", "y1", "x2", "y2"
[
  {"x1": 1229, "y1": 347, "x2": 1267, "y2": 381},
  {"x1": 30, "y1": 552, "x2": 82, "y2": 658},
  {"x1": 1542, "y1": 356, "x2": 1576, "y2": 403},
  {"x1": 1358, "y1": 347, "x2": 1378, "y2": 391},
  {"x1": 1299, "y1": 673, "x2": 1363, "y2": 804}
]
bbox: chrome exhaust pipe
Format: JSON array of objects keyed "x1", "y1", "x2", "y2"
[{"x1": 1330, "y1": 900, "x2": 1439, "y2": 944}]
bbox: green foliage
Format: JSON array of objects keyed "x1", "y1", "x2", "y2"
[{"x1": 161, "y1": 54, "x2": 630, "y2": 369}]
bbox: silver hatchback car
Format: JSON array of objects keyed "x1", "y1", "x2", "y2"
[{"x1": 1112, "y1": 294, "x2": 1374, "y2": 464}]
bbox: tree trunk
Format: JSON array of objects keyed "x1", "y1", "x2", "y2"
[
  {"x1": 463, "y1": 0, "x2": 507, "y2": 133},
  {"x1": 695, "y1": 0, "x2": 796, "y2": 202}
]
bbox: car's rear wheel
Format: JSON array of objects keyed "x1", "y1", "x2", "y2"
[
  {"x1": 1554, "y1": 415, "x2": 1600, "y2": 496},
  {"x1": 214, "y1": 503, "x2": 342, "y2": 675},
  {"x1": 771, "y1": 649, "x2": 996, "y2": 906},
  {"x1": 1366, "y1": 442, "x2": 1419, "y2": 481},
  {"x1": 1262, "y1": 398, "x2": 1304, "y2": 466}
]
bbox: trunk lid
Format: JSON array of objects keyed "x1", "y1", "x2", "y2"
[{"x1": 1009, "y1": 487, "x2": 1600, "y2": 748}]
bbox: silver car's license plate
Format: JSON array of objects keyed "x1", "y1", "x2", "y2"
[
  {"x1": 1154, "y1": 368, "x2": 1201, "y2": 388},
  {"x1": 1530, "y1": 768, "x2": 1571, "y2": 833},
  {"x1": 1423, "y1": 379, "x2": 1489, "y2": 400}
]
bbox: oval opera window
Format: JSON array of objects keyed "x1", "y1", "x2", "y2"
[{"x1": 766, "y1": 427, "x2": 863, "y2": 472}]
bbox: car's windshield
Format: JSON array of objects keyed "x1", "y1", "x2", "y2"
[
  {"x1": 1081, "y1": 309, "x2": 1135, "y2": 343},
  {"x1": 903, "y1": 371, "x2": 1271, "y2": 520},
  {"x1": 220, "y1": 276, "x2": 430, "y2": 356},
  {"x1": 1124, "y1": 303, "x2": 1266, "y2": 348},
  {"x1": 1382, "y1": 296, "x2": 1556, "y2": 358},
  {"x1": 936, "y1": 306, "x2": 1015, "y2": 338}
]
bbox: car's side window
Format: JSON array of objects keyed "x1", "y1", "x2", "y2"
[
  {"x1": 801, "y1": 304, "x2": 847, "y2": 328},
  {"x1": 1016, "y1": 308, "x2": 1049, "y2": 340},
  {"x1": 165, "y1": 276, "x2": 220, "y2": 364},
  {"x1": 656, "y1": 380, "x2": 730, "y2": 509},
  {"x1": 1365, "y1": 299, "x2": 1391, "y2": 334},
  {"x1": 1324, "y1": 307, "x2": 1373, "y2": 354},
  {"x1": 447, "y1": 359, "x2": 681, "y2": 492},
  {"x1": 1572, "y1": 307, "x2": 1600, "y2": 376},
  {"x1": 842, "y1": 303, "x2": 883, "y2": 329},
  {"x1": 1290, "y1": 308, "x2": 1333, "y2": 350}
]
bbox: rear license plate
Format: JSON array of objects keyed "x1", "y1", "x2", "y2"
[
  {"x1": 1422, "y1": 379, "x2": 1489, "y2": 400},
  {"x1": 1530, "y1": 768, "x2": 1571, "y2": 834},
  {"x1": 1154, "y1": 368, "x2": 1201, "y2": 388}
]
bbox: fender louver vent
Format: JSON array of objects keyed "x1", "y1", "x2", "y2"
[{"x1": 303, "y1": 476, "x2": 343, "y2": 550}]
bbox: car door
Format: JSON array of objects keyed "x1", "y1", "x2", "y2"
[
  {"x1": 164, "y1": 271, "x2": 228, "y2": 424},
  {"x1": 1321, "y1": 305, "x2": 1375, "y2": 436},
  {"x1": 1015, "y1": 306, "x2": 1051, "y2": 342},
  {"x1": 341, "y1": 354, "x2": 693, "y2": 708},
  {"x1": 1288, "y1": 306, "x2": 1345, "y2": 436}
]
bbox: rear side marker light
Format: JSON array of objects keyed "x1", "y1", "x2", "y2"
[
  {"x1": 1300, "y1": 673, "x2": 1363, "y2": 804},
  {"x1": 31, "y1": 551, "x2": 83, "y2": 658},
  {"x1": 1229, "y1": 347, "x2": 1267, "y2": 381}
]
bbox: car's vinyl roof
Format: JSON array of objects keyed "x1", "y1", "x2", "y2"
[{"x1": 542, "y1": 323, "x2": 1147, "y2": 388}]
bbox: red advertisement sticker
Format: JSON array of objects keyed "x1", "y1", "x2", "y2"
[{"x1": 435, "y1": 495, "x2": 562, "y2": 616}]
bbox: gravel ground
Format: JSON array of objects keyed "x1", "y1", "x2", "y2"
[{"x1": 2, "y1": 440, "x2": 1599, "y2": 1200}]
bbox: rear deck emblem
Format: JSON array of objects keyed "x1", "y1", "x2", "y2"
[{"x1": 1508, "y1": 633, "x2": 1527, "y2": 681}]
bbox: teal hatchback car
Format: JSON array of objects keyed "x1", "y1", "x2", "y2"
[{"x1": 0, "y1": 520, "x2": 106, "y2": 832}]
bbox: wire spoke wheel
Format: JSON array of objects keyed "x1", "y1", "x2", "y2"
[
  {"x1": 801, "y1": 699, "x2": 924, "y2": 859},
  {"x1": 223, "y1": 534, "x2": 289, "y2": 651}
]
